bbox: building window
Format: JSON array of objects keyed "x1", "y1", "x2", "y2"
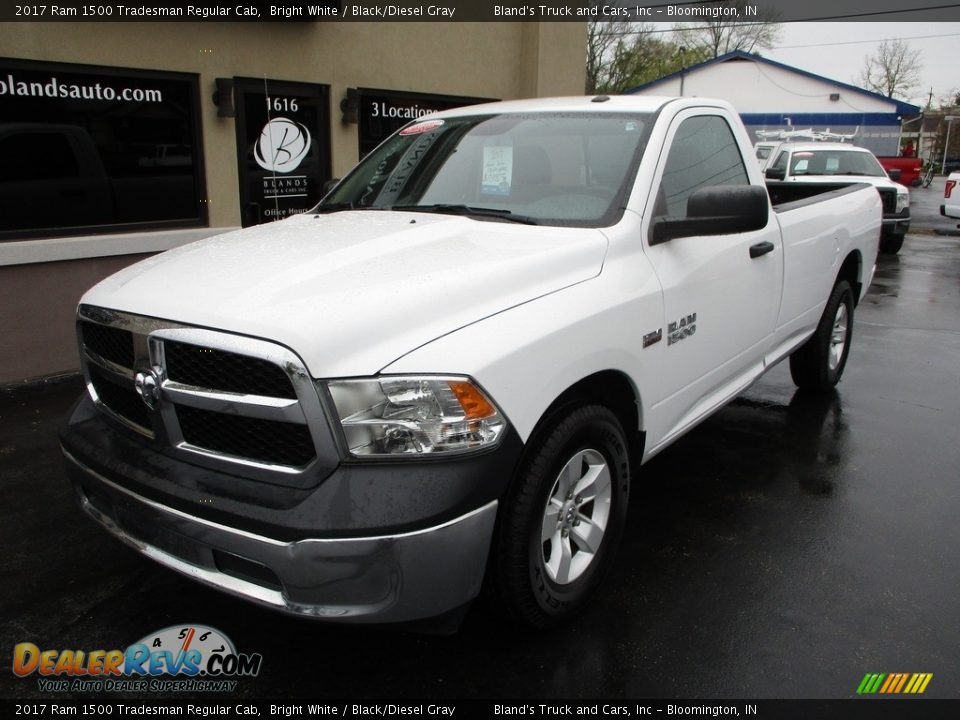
[{"x1": 0, "y1": 58, "x2": 207, "y2": 241}]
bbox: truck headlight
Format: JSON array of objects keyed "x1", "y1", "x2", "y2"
[
  {"x1": 896, "y1": 191, "x2": 909, "y2": 213},
  {"x1": 326, "y1": 376, "x2": 506, "y2": 457}
]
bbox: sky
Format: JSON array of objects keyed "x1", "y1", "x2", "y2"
[
  {"x1": 650, "y1": 21, "x2": 960, "y2": 107},
  {"x1": 765, "y1": 22, "x2": 960, "y2": 107}
]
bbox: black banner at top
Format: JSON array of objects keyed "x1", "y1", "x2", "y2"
[{"x1": 2, "y1": 0, "x2": 960, "y2": 23}]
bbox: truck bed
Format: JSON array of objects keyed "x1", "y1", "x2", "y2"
[{"x1": 766, "y1": 180, "x2": 872, "y2": 212}]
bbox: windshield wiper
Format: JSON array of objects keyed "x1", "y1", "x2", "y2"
[{"x1": 391, "y1": 204, "x2": 539, "y2": 225}]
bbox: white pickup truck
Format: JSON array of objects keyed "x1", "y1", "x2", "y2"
[
  {"x1": 763, "y1": 142, "x2": 909, "y2": 254},
  {"x1": 61, "y1": 96, "x2": 881, "y2": 630},
  {"x1": 942, "y1": 172, "x2": 960, "y2": 222}
]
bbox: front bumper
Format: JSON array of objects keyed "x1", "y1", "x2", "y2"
[
  {"x1": 61, "y1": 396, "x2": 520, "y2": 623},
  {"x1": 881, "y1": 212, "x2": 910, "y2": 237}
]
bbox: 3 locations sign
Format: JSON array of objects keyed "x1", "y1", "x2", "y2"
[
  {"x1": 233, "y1": 77, "x2": 331, "y2": 226},
  {"x1": 357, "y1": 89, "x2": 494, "y2": 157}
]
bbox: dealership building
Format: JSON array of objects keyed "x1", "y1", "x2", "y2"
[
  {"x1": 0, "y1": 21, "x2": 587, "y2": 384},
  {"x1": 627, "y1": 50, "x2": 919, "y2": 157}
]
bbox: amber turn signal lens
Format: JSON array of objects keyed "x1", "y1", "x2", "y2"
[{"x1": 448, "y1": 380, "x2": 496, "y2": 420}]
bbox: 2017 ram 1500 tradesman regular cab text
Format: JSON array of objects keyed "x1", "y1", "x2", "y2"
[{"x1": 61, "y1": 96, "x2": 881, "y2": 630}]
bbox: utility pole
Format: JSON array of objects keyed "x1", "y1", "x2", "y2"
[
  {"x1": 926, "y1": 87, "x2": 934, "y2": 109},
  {"x1": 942, "y1": 116, "x2": 958, "y2": 176}
]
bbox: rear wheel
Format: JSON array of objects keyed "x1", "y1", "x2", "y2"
[
  {"x1": 790, "y1": 280, "x2": 855, "y2": 392},
  {"x1": 490, "y1": 404, "x2": 630, "y2": 628}
]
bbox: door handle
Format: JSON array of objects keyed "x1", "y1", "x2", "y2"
[{"x1": 750, "y1": 241, "x2": 775, "y2": 259}]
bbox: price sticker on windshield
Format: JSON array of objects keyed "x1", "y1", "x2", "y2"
[{"x1": 481, "y1": 146, "x2": 513, "y2": 196}]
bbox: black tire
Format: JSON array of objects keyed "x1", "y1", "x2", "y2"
[
  {"x1": 879, "y1": 233, "x2": 904, "y2": 254},
  {"x1": 789, "y1": 280, "x2": 855, "y2": 392},
  {"x1": 489, "y1": 404, "x2": 630, "y2": 629}
]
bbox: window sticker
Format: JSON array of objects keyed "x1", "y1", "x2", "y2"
[
  {"x1": 481, "y1": 146, "x2": 513, "y2": 196},
  {"x1": 399, "y1": 118, "x2": 445, "y2": 136}
]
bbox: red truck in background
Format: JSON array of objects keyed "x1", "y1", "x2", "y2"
[{"x1": 877, "y1": 156, "x2": 923, "y2": 187}]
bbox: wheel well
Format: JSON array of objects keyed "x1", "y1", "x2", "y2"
[
  {"x1": 539, "y1": 371, "x2": 645, "y2": 469},
  {"x1": 838, "y1": 251, "x2": 862, "y2": 305}
]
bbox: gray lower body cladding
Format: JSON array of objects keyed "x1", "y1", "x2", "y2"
[{"x1": 60, "y1": 395, "x2": 521, "y2": 623}]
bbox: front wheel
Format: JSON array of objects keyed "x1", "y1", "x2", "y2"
[
  {"x1": 879, "y1": 233, "x2": 904, "y2": 254},
  {"x1": 489, "y1": 404, "x2": 630, "y2": 629},
  {"x1": 790, "y1": 280, "x2": 855, "y2": 392}
]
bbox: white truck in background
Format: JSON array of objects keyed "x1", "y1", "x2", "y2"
[
  {"x1": 942, "y1": 172, "x2": 960, "y2": 222},
  {"x1": 763, "y1": 142, "x2": 909, "y2": 254},
  {"x1": 61, "y1": 96, "x2": 881, "y2": 630}
]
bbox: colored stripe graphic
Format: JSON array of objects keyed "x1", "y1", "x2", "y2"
[
  {"x1": 879, "y1": 674, "x2": 895, "y2": 693},
  {"x1": 907, "y1": 673, "x2": 933, "y2": 694},
  {"x1": 857, "y1": 673, "x2": 885, "y2": 694},
  {"x1": 857, "y1": 672, "x2": 932, "y2": 694}
]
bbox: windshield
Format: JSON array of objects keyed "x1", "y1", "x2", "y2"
[
  {"x1": 756, "y1": 146, "x2": 773, "y2": 160},
  {"x1": 789, "y1": 149, "x2": 886, "y2": 177},
  {"x1": 316, "y1": 112, "x2": 652, "y2": 227}
]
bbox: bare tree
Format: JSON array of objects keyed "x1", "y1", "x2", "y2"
[
  {"x1": 586, "y1": 18, "x2": 633, "y2": 94},
  {"x1": 587, "y1": 21, "x2": 707, "y2": 94},
  {"x1": 857, "y1": 39, "x2": 923, "y2": 100},
  {"x1": 672, "y1": 1, "x2": 782, "y2": 59}
]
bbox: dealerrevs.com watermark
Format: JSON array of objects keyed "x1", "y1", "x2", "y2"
[{"x1": 12, "y1": 624, "x2": 261, "y2": 694}]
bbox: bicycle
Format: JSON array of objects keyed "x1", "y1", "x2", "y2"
[{"x1": 921, "y1": 163, "x2": 936, "y2": 188}]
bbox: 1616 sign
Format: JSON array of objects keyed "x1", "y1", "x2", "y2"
[{"x1": 233, "y1": 79, "x2": 330, "y2": 227}]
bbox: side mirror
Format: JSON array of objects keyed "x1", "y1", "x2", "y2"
[
  {"x1": 765, "y1": 167, "x2": 786, "y2": 181},
  {"x1": 887, "y1": 168, "x2": 902, "y2": 181},
  {"x1": 651, "y1": 185, "x2": 770, "y2": 245}
]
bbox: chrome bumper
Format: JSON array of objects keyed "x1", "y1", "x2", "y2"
[{"x1": 62, "y1": 448, "x2": 497, "y2": 623}]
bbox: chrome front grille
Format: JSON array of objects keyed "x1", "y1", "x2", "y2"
[
  {"x1": 77, "y1": 305, "x2": 332, "y2": 479},
  {"x1": 175, "y1": 405, "x2": 316, "y2": 467},
  {"x1": 164, "y1": 339, "x2": 298, "y2": 400},
  {"x1": 87, "y1": 363, "x2": 151, "y2": 432},
  {"x1": 79, "y1": 320, "x2": 135, "y2": 370},
  {"x1": 877, "y1": 188, "x2": 896, "y2": 214}
]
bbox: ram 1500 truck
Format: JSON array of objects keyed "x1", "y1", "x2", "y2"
[
  {"x1": 764, "y1": 142, "x2": 909, "y2": 254},
  {"x1": 60, "y1": 96, "x2": 881, "y2": 629}
]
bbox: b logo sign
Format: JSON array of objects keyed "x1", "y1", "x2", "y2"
[{"x1": 254, "y1": 117, "x2": 311, "y2": 173}]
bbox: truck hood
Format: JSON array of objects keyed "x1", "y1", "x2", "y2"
[{"x1": 83, "y1": 211, "x2": 608, "y2": 377}]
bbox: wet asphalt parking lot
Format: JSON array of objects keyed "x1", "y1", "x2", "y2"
[{"x1": 2, "y1": 218, "x2": 959, "y2": 701}]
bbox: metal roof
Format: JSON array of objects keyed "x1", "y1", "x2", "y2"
[{"x1": 625, "y1": 50, "x2": 921, "y2": 116}]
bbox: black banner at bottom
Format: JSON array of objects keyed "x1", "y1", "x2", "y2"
[{"x1": 2, "y1": 699, "x2": 960, "y2": 720}]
